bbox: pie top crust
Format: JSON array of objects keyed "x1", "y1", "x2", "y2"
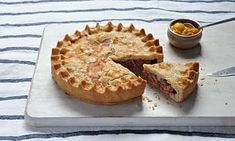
[
  {"x1": 143, "y1": 62, "x2": 199, "y2": 95},
  {"x1": 51, "y1": 22, "x2": 163, "y2": 104}
]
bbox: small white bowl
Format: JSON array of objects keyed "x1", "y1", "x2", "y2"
[{"x1": 167, "y1": 19, "x2": 203, "y2": 49}]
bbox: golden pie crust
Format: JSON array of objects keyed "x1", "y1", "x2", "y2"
[
  {"x1": 51, "y1": 22, "x2": 163, "y2": 105},
  {"x1": 143, "y1": 62, "x2": 199, "y2": 102}
]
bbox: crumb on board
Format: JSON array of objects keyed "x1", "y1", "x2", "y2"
[
  {"x1": 152, "y1": 106, "x2": 155, "y2": 110},
  {"x1": 142, "y1": 96, "x2": 153, "y2": 103},
  {"x1": 215, "y1": 79, "x2": 218, "y2": 82},
  {"x1": 147, "y1": 99, "x2": 152, "y2": 102},
  {"x1": 225, "y1": 102, "x2": 228, "y2": 105},
  {"x1": 154, "y1": 95, "x2": 161, "y2": 100},
  {"x1": 200, "y1": 78, "x2": 205, "y2": 81},
  {"x1": 149, "y1": 103, "x2": 158, "y2": 111},
  {"x1": 154, "y1": 103, "x2": 158, "y2": 107},
  {"x1": 199, "y1": 83, "x2": 204, "y2": 86},
  {"x1": 142, "y1": 96, "x2": 147, "y2": 101}
]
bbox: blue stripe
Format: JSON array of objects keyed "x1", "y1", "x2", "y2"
[
  {"x1": 0, "y1": 18, "x2": 207, "y2": 27},
  {"x1": 0, "y1": 129, "x2": 235, "y2": 140},
  {"x1": 0, "y1": 34, "x2": 41, "y2": 39},
  {"x1": 0, "y1": 95, "x2": 28, "y2": 101},
  {"x1": 0, "y1": 7, "x2": 234, "y2": 17},
  {"x1": 0, "y1": 78, "x2": 32, "y2": 83},
  {"x1": 0, "y1": 47, "x2": 39, "y2": 52},
  {"x1": 0, "y1": 59, "x2": 35, "y2": 65},
  {"x1": 0, "y1": 115, "x2": 24, "y2": 120},
  {"x1": 0, "y1": 0, "x2": 234, "y2": 5}
]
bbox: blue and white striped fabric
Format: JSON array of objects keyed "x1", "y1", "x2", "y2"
[{"x1": 1, "y1": 0, "x2": 235, "y2": 140}]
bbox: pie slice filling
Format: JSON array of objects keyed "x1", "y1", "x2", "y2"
[{"x1": 143, "y1": 62, "x2": 199, "y2": 102}]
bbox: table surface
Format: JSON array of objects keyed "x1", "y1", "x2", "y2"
[{"x1": 1, "y1": 0, "x2": 235, "y2": 140}]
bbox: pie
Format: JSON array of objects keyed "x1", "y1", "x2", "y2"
[
  {"x1": 51, "y1": 22, "x2": 163, "y2": 105},
  {"x1": 143, "y1": 62, "x2": 199, "y2": 102}
]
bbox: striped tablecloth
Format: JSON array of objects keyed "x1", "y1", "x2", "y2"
[{"x1": 1, "y1": 0, "x2": 235, "y2": 140}]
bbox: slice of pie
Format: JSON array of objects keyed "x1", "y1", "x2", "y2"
[
  {"x1": 143, "y1": 62, "x2": 199, "y2": 102},
  {"x1": 51, "y1": 22, "x2": 163, "y2": 105}
]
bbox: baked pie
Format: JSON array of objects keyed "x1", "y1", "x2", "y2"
[
  {"x1": 51, "y1": 22, "x2": 163, "y2": 105},
  {"x1": 143, "y1": 62, "x2": 199, "y2": 102}
]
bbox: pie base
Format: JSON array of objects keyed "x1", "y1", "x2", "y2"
[{"x1": 52, "y1": 68, "x2": 146, "y2": 105}]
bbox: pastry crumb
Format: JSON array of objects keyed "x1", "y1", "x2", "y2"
[
  {"x1": 150, "y1": 103, "x2": 158, "y2": 110},
  {"x1": 154, "y1": 103, "x2": 158, "y2": 107},
  {"x1": 225, "y1": 102, "x2": 228, "y2": 105},
  {"x1": 155, "y1": 95, "x2": 161, "y2": 100},
  {"x1": 199, "y1": 83, "x2": 204, "y2": 86},
  {"x1": 142, "y1": 96, "x2": 153, "y2": 103},
  {"x1": 142, "y1": 96, "x2": 147, "y2": 101},
  {"x1": 147, "y1": 99, "x2": 152, "y2": 102},
  {"x1": 200, "y1": 78, "x2": 205, "y2": 80}
]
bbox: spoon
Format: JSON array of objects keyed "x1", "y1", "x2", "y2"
[
  {"x1": 200, "y1": 17, "x2": 235, "y2": 29},
  {"x1": 183, "y1": 17, "x2": 235, "y2": 29}
]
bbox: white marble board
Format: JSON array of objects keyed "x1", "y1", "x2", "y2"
[{"x1": 25, "y1": 21, "x2": 235, "y2": 127}]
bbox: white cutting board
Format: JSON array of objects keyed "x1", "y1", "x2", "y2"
[{"x1": 25, "y1": 21, "x2": 235, "y2": 127}]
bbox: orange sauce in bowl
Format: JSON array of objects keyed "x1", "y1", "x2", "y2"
[{"x1": 171, "y1": 22, "x2": 199, "y2": 36}]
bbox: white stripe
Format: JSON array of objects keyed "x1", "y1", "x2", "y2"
[
  {"x1": 0, "y1": 82, "x2": 31, "y2": 97},
  {"x1": 0, "y1": 26, "x2": 44, "y2": 36},
  {"x1": 0, "y1": 99, "x2": 26, "y2": 115},
  {"x1": 159, "y1": 1, "x2": 235, "y2": 11},
  {"x1": 0, "y1": 38, "x2": 41, "y2": 48},
  {"x1": 0, "y1": 11, "x2": 169, "y2": 25},
  {"x1": 1, "y1": 9, "x2": 234, "y2": 29},
  {"x1": 0, "y1": 50, "x2": 38, "y2": 62},
  {"x1": 0, "y1": 12, "x2": 232, "y2": 26},
  {"x1": 0, "y1": 9, "x2": 234, "y2": 26},
  {"x1": 0, "y1": 1, "x2": 158, "y2": 13},
  {"x1": 0, "y1": 1, "x2": 234, "y2": 14},
  {"x1": 1, "y1": 120, "x2": 235, "y2": 138},
  {"x1": 0, "y1": 64, "x2": 35, "y2": 79}
]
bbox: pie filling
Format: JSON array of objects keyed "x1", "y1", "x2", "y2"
[
  {"x1": 118, "y1": 59, "x2": 158, "y2": 76},
  {"x1": 144, "y1": 71, "x2": 177, "y2": 96}
]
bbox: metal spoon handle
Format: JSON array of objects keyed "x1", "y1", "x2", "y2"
[{"x1": 200, "y1": 17, "x2": 235, "y2": 29}]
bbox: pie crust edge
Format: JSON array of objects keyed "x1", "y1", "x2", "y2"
[{"x1": 51, "y1": 68, "x2": 146, "y2": 104}]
